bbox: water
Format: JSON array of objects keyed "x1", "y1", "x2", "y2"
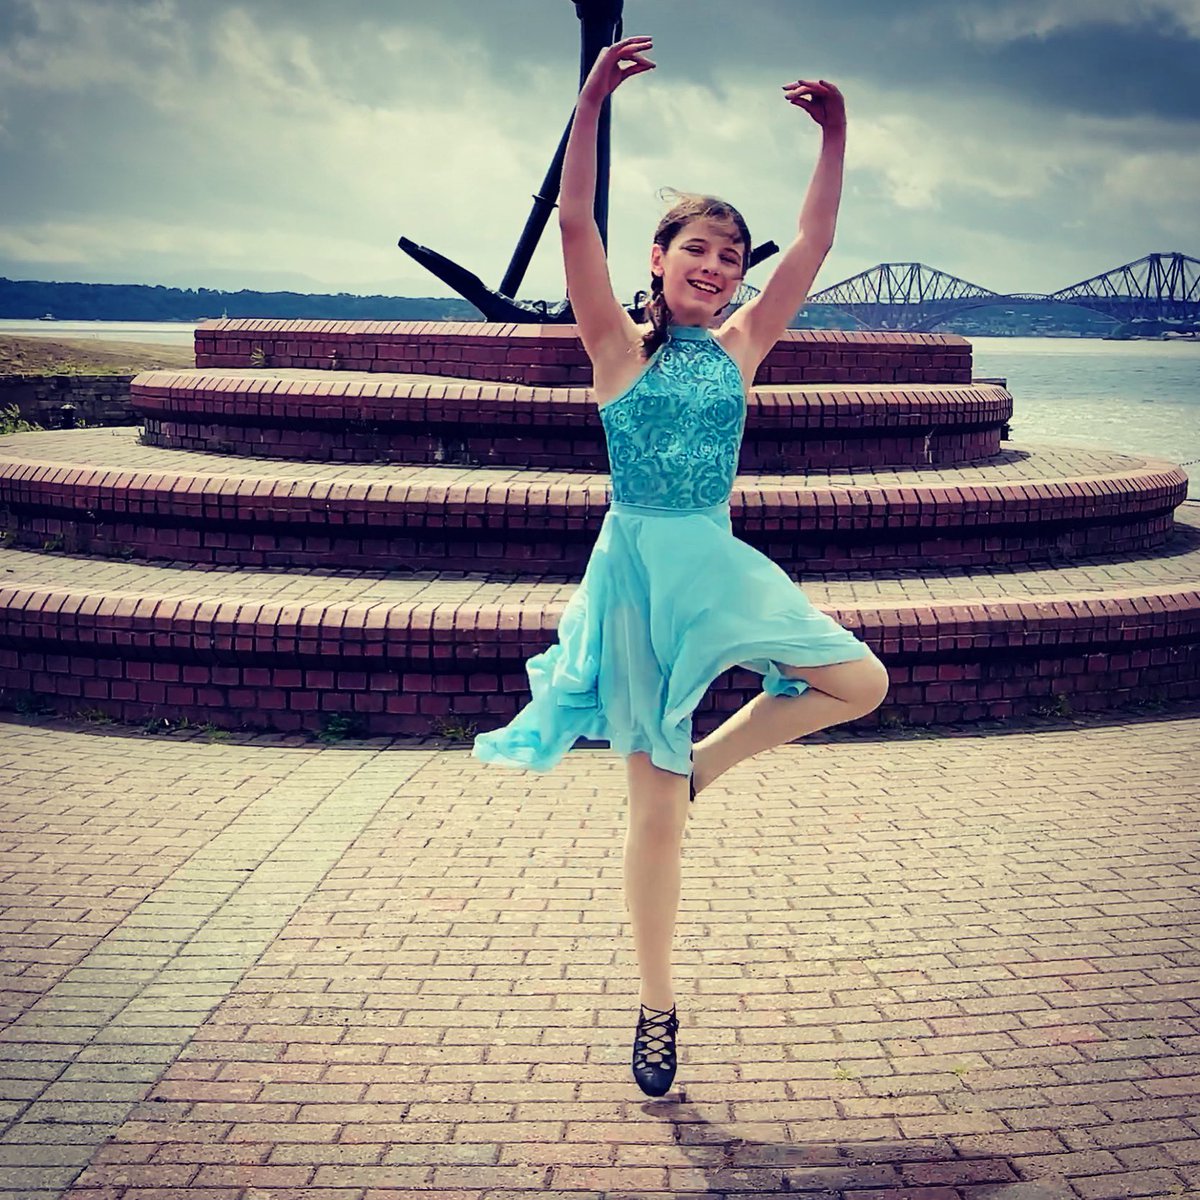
[
  {"x1": 4, "y1": 321, "x2": 1196, "y2": 497},
  {"x1": 0, "y1": 318, "x2": 201, "y2": 346},
  {"x1": 971, "y1": 337, "x2": 1200, "y2": 498}
]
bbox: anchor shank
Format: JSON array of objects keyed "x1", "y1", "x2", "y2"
[
  {"x1": 579, "y1": 1, "x2": 621, "y2": 247},
  {"x1": 498, "y1": 0, "x2": 622, "y2": 298},
  {"x1": 498, "y1": 117, "x2": 574, "y2": 300}
]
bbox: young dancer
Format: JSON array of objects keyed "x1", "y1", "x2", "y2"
[{"x1": 473, "y1": 35, "x2": 890, "y2": 1096}]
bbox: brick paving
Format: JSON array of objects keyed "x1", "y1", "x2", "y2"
[
  {"x1": 0, "y1": 709, "x2": 1198, "y2": 1199},
  {"x1": 0, "y1": 428, "x2": 1169, "y2": 489},
  {"x1": 137, "y1": 366, "x2": 986, "y2": 391}
]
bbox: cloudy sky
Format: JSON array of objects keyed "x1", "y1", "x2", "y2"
[{"x1": 0, "y1": 0, "x2": 1196, "y2": 304}]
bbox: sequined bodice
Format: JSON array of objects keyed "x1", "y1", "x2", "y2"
[{"x1": 598, "y1": 324, "x2": 746, "y2": 509}]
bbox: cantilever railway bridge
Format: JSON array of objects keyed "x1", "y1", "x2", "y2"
[{"x1": 801, "y1": 251, "x2": 1200, "y2": 332}]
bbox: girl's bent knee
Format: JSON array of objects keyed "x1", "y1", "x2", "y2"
[{"x1": 855, "y1": 655, "x2": 891, "y2": 712}]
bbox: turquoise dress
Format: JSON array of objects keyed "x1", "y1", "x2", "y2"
[{"x1": 471, "y1": 323, "x2": 872, "y2": 778}]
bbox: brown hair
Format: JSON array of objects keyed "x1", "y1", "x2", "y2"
[{"x1": 641, "y1": 189, "x2": 752, "y2": 358}]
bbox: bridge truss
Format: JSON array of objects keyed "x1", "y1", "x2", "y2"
[{"x1": 807, "y1": 253, "x2": 1200, "y2": 332}]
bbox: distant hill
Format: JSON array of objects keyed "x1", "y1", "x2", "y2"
[
  {"x1": 7, "y1": 277, "x2": 1170, "y2": 338},
  {"x1": 0, "y1": 277, "x2": 486, "y2": 322}
]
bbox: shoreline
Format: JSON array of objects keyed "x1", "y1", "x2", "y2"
[{"x1": 0, "y1": 333, "x2": 194, "y2": 375}]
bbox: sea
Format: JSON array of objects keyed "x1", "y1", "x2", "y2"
[{"x1": 3, "y1": 319, "x2": 1197, "y2": 499}]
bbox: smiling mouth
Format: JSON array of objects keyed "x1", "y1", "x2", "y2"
[{"x1": 688, "y1": 280, "x2": 721, "y2": 295}]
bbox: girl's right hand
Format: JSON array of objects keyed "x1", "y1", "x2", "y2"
[{"x1": 578, "y1": 35, "x2": 655, "y2": 105}]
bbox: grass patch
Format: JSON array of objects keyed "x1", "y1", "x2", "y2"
[
  {"x1": 316, "y1": 713, "x2": 366, "y2": 744},
  {"x1": 430, "y1": 715, "x2": 479, "y2": 742}
]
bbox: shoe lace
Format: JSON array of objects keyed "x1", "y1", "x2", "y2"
[{"x1": 634, "y1": 1003, "x2": 678, "y2": 1068}]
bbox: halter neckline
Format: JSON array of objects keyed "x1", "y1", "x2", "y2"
[{"x1": 667, "y1": 324, "x2": 712, "y2": 340}]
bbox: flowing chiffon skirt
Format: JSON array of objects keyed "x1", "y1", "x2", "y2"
[{"x1": 471, "y1": 499, "x2": 872, "y2": 778}]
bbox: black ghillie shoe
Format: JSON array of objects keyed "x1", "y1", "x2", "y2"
[{"x1": 632, "y1": 1002, "x2": 679, "y2": 1096}]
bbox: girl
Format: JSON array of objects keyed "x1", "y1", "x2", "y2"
[{"x1": 474, "y1": 35, "x2": 891, "y2": 1097}]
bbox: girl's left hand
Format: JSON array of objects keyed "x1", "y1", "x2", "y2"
[{"x1": 782, "y1": 78, "x2": 846, "y2": 131}]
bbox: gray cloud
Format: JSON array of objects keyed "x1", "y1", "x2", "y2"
[{"x1": 0, "y1": 0, "x2": 1195, "y2": 301}]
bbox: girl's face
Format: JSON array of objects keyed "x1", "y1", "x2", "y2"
[{"x1": 651, "y1": 216, "x2": 745, "y2": 325}]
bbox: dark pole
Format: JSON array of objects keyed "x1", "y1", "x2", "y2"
[
  {"x1": 498, "y1": 0, "x2": 623, "y2": 298},
  {"x1": 497, "y1": 120, "x2": 573, "y2": 300},
  {"x1": 580, "y1": 0, "x2": 623, "y2": 247}
]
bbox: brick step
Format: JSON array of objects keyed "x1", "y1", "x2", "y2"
[
  {"x1": 133, "y1": 367, "x2": 1010, "y2": 470},
  {"x1": 0, "y1": 430, "x2": 1187, "y2": 573},
  {"x1": 194, "y1": 319, "x2": 974, "y2": 386},
  {"x1": 2, "y1": 502, "x2": 1198, "y2": 734}
]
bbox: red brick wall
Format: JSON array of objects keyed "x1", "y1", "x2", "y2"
[
  {"x1": 193, "y1": 320, "x2": 974, "y2": 386},
  {"x1": 2, "y1": 589, "x2": 1197, "y2": 735}
]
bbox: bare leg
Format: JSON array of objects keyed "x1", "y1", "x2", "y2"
[
  {"x1": 623, "y1": 750, "x2": 690, "y2": 1012},
  {"x1": 692, "y1": 652, "x2": 891, "y2": 796}
]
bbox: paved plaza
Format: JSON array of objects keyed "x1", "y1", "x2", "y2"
[{"x1": 0, "y1": 708, "x2": 1198, "y2": 1199}]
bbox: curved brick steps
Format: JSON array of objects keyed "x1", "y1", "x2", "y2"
[
  {"x1": 133, "y1": 367, "x2": 1010, "y2": 470},
  {"x1": 6, "y1": 319, "x2": 1196, "y2": 735},
  {"x1": 2, "y1": 502, "x2": 1198, "y2": 734},
  {"x1": 194, "y1": 318, "x2": 974, "y2": 386},
  {"x1": 0, "y1": 430, "x2": 1187, "y2": 573}
]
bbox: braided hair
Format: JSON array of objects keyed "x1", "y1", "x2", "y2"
[{"x1": 640, "y1": 190, "x2": 752, "y2": 359}]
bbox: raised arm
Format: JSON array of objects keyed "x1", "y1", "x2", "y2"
[
  {"x1": 560, "y1": 36, "x2": 656, "y2": 366},
  {"x1": 723, "y1": 80, "x2": 847, "y2": 373}
]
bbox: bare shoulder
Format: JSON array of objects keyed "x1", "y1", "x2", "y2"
[
  {"x1": 711, "y1": 321, "x2": 757, "y2": 387},
  {"x1": 592, "y1": 324, "x2": 653, "y2": 408}
]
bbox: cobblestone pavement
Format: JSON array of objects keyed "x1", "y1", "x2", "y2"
[{"x1": 0, "y1": 709, "x2": 1198, "y2": 1200}]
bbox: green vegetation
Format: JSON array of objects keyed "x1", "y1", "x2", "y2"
[
  {"x1": 1031, "y1": 692, "x2": 1073, "y2": 719},
  {"x1": 1, "y1": 276, "x2": 481, "y2": 322},
  {"x1": 431, "y1": 715, "x2": 479, "y2": 742},
  {"x1": 6, "y1": 276, "x2": 1193, "y2": 339},
  {"x1": 75, "y1": 708, "x2": 116, "y2": 725},
  {"x1": 0, "y1": 403, "x2": 41, "y2": 434},
  {"x1": 316, "y1": 713, "x2": 366, "y2": 743}
]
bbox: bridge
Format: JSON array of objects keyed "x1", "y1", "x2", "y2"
[{"x1": 805, "y1": 252, "x2": 1200, "y2": 332}]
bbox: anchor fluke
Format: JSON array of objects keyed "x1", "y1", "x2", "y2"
[
  {"x1": 397, "y1": 237, "x2": 571, "y2": 323},
  {"x1": 398, "y1": 234, "x2": 781, "y2": 325}
]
